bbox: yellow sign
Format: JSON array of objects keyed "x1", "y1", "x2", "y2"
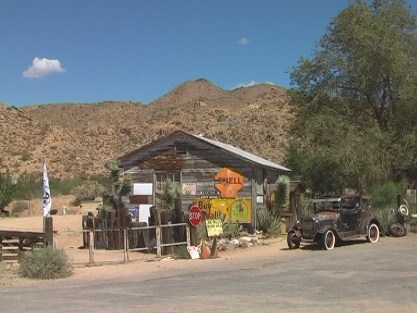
[
  {"x1": 214, "y1": 168, "x2": 244, "y2": 198},
  {"x1": 206, "y1": 219, "x2": 223, "y2": 237},
  {"x1": 194, "y1": 198, "x2": 252, "y2": 223}
]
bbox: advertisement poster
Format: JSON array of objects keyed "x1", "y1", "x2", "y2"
[{"x1": 193, "y1": 198, "x2": 252, "y2": 223}]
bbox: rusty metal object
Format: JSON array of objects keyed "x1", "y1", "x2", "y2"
[{"x1": 287, "y1": 194, "x2": 380, "y2": 250}]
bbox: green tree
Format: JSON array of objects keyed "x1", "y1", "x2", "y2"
[
  {"x1": 287, "y1": 0, "x2": 417, "y2": 193},
  {"x1": 0, "y1": 173, "x2": 18, "y2": 213}
]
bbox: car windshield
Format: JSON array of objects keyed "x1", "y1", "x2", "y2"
[{"x1": 313, "y1": 197, "x2": 341, "y2": 212}]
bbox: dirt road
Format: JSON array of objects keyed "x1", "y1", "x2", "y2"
[{"x1": 1, "y1": 235, "x2": 416, "y2": 313}]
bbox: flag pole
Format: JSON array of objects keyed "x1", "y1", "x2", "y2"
[{"x1": 42, "y1": 161, "x2": 52, "y2": 233}]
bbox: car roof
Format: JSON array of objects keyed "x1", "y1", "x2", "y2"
[{"x1": 312, "y1": 197, "x2": 341, "y2": 203}]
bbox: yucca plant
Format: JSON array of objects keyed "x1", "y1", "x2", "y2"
[
  {"x1": 161, "y1": 178, "x2": 181, "y2": 210},
  {"x1": 257, "y1": 207, "x2": 283, "y2": 236},
  {"x1": 276, "y1": 175, "x2": 290, "y2": 210}
]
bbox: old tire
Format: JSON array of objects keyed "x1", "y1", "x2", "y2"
[
  {"x1": 287, "y1": 231, "x2": 301, "y2": 249},
  {"x1": 398, "y1": 204, "x2": 409, "y2": 217},
  {"x1": 366, "y1": 223, "x2": 380, "y2": 243},
  {"x1": 321, "y1": 230, "x2": 336, "y2": 250},
  {"x1": 389, "y1": 223, "x2": 407, "y2": 237}
]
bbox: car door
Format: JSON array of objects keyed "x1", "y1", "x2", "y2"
[{"x1": 340, "y1": 204, "x2": 361, "y2": 232}]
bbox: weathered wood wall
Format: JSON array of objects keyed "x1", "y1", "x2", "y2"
[{"x1": 121, "y1": 134, "x2": 286, "y2": 227}]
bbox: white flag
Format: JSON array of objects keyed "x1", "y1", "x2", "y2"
[{"x1": 42, "y1": 162, "x2": 52, "y2": 217}]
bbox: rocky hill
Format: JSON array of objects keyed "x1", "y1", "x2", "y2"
[{"x1": 0, "y1": 79, "x2": 293, "y2": 179}]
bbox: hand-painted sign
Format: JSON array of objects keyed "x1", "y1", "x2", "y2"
[
  {"x1": 214, "y1": 168, "x2": 244, "y2": 198},
  {"x1": 194, "y1": 198, "x2": 252, "y2": 223},
  {"x1": 206, "y1": 219, "x2": 223, "y2": 237}
]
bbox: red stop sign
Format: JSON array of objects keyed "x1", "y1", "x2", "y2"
[{"x1": 189, "y1": 206, "x2": 202, "y2": 227}]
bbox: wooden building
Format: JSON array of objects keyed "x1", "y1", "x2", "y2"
[{"x1": 118, "y1": 130, "x2": 291, "y2": 229}]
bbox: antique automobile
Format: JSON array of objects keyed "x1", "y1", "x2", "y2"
[{"x1": 287, "y1": 194, "x2": 380, "y2": 250}]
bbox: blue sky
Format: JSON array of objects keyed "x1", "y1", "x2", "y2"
[{"x1": 1, "y1": 1, "x2": 416, "y2": 107}]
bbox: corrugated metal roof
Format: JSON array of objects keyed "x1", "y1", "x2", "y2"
[{"x1": 191, "y1": 133, "x2": 291, "y2": 172}]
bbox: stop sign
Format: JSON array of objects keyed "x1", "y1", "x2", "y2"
[{"x1": 189, "y1": 206, "x2": 202, "y2": 227}]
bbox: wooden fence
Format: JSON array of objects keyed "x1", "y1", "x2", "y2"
[
  {"x1": 0, "y1": 230, "x2": 46, "y2": 263},
  {"x1": 82, "y1": 222, "x2": 191, "y2": 264}
]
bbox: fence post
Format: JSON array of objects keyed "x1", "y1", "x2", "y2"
[
  {"x1": 156, "y1": 225, "x2": 161, "y2": 258},
  {"x1": 123, "y1": 228, "x2": 129, "y2": 263},
  {"x1": 186, "y1": 224, "x2": 190, "y2": 248},
  {"x1": 89, "y1": 230, "x2": 94, "y2": 264},
  {"x1": 44, "y1": 217, "x2": 54, "y2": 247}
]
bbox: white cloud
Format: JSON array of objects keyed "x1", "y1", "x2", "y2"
[
  {"x1": 238, "y1": 37, "x2": 249, "y2": 45},
  {"x1": 23, "y1": 57, "x2": 65, "y2": 78},
  {"x1": 232, "y1": 80, "x2": 275, "y2": 89}
]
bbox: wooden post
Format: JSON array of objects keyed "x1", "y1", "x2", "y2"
[
  {"x1": 210, "y1": 236, "x2": 218, "y2": 258},
  {"x1": 186, "y1": 224, "x2": 190, "y2": 248},
  {"x1": 156, "y1": 225, "x2": 161, "y2": 258},
  {"x1": 123, "y1": 228, "x2": 128, "y2": 263},
  {"x1": 190, "y1": 223, "x2": 197, "y2": 246},
  {"x1": 89, "y1": 229, "x2": 94, "y2": 264},
  {"x1": 0, "y1": 236, "x2": 3, "y2": 262},
  {"x1": 44, "y1": 217, "x2": 54, "y2": 247}
]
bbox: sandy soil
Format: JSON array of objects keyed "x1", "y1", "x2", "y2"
[
  {"x1": 0, "y1": 197, "x2": 287, "y2": 286},
  {"x1": 0, "y1": 236, "x2": 287, "y2": 287}
]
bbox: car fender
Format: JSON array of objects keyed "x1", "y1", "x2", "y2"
[
  {"x1": 316, "y1": 224, "x2": 335, "y2": 235},
  {"x1": 289, "y1": 226, "x2": 302, "y2": 238},
  {"x1": 360, "y1": 217, "x2": 381, "y2": 234}
]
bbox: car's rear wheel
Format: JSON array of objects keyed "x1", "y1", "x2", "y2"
[
  {"x1": 321, "y1": 230, "x2": 335, "y2": 250},
  {"x1": 389, "y1": 223, "x2": 406, "y2": 237},
  {"x1": 287, "y1": 231, "x2": 301, "y2": 249},
  {"x1": 367, "y1": 223, "x2": 380, "y2": 243}
]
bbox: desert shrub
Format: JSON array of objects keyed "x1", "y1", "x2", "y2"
[
  {"x1": 71, "y1": 180, "x2": 105, "y2": 201},
  {"x1": 222, "y1": 222, "x2": 243, "y2": 239},
  {"x1": 368, "y1": 206, "x2": 395, "y2": 235},
  {"x1": 19, "y1": 150, "x2": 32, "y2": 161},
  {"x1": 12, "y1": 201, "x2": 28, "y2": 214},
  {"x1": 173, "y1": 245, "x2": 191, "y2": 259},
  {"x1": 19, "y1": 247, "x2": 72, "y2": 279},
  {"x1": 70, "y1": 198, "x2": 81, "y2": 207}
]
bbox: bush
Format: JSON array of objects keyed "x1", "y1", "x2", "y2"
[
  {"x1": 71, "y1": 180, "x2": 105, "y2": 201},
  {"x1": 19, "y1": 247, "x2": 72, "y2": 279},
  {"x1": 222, "y1": 222, "x2": 243, "y2": 239},
  {"x1": 12, "y1": 201, "x2": 28, "y2": 214},
  {"x1": 369, "y1": 206, "x2": 395, "y2": 235},
  {"x1": 173, "y1": 245, "x2": 191, "y2": 259}
]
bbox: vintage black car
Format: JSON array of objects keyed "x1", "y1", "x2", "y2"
[{"x1": 287, "y1": 194, "x2": 380, "y2": 250}]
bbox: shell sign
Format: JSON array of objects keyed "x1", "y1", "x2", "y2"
[{"x1": 214, "y1": 168, "x2": 244, "y2": 198}]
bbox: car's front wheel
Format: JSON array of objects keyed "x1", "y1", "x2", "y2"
[
  {"x1": 367, "y1": 223, "x2": 380, "y2": 243},
  {"x1": 287, "y1": 231, "x2": 301, "y2": 249},
  {"x1": 321, "y1": 229, "x2": 336, "y2": 250}
]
